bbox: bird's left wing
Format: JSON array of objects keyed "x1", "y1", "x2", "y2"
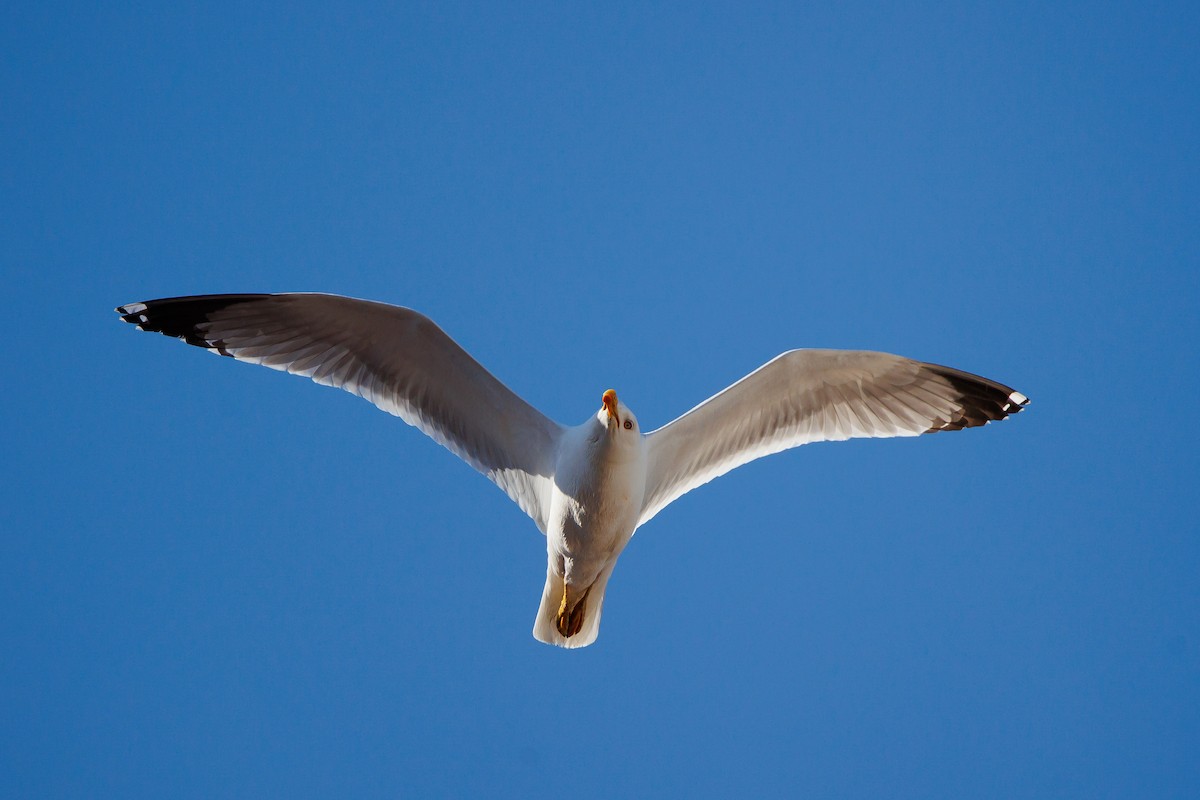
[
  {"x1": 117, "y1": 293, "x2": 564, "y2": 533},
  {"x1": 639, "y1": 349, "x2": 1027, "y2": 527}
]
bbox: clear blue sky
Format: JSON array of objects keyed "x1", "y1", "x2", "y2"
[{"x1": 3, "y1": 2, "x2": 1197, "y2": 797}]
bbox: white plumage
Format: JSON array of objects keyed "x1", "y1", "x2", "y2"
[{"x1": 117, "y1": 293, "x2": 1028, "y2": 648}]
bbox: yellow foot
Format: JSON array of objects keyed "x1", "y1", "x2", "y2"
[{"x1": 555, "y1": 584, "x2": 591, "y2": 638}]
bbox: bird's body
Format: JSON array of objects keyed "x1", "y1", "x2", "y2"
[
  {"x1": 117, "y1": 293, "x2": 1028, "y2": 648},
  {"x1": 537, "y1": 399, "x2": 647, "y2": 645}
]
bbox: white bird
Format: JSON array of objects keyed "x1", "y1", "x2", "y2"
[{"x1": 116, "y1": 293, "x2": 1028, "y2": 648}]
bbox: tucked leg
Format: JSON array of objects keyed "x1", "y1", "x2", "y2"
[{"x1": 556, "y1": 584, "x2": 591, "y2": 638}]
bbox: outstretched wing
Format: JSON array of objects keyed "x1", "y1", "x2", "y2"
[
  {"x1": 117, "y1": 293, "x2": 564, "y2": 532},
  {"x1": 640, "y1": 349, "x2": 1027, "y2": 526}
]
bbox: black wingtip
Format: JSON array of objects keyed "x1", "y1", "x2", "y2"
[
  {"x1": 924, "y1": 364, "x2": 1029, "y2": 433},
  {"x1": 114, "y1": 294, "x2": 274, "y2": 352}
]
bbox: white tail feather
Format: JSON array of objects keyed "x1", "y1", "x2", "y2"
[{"x1": 532, "y1": 565, "x2": 615, "y2": 649}]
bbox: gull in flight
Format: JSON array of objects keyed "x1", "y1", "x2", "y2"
[{"x1": 117, "y1": 293, "x2": 1028, "y2": 648}]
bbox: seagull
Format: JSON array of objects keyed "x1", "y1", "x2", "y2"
[{"x1": 116, "y1": 293, "x2": 1028, "y2": 648}]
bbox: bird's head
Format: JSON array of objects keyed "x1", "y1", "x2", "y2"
[{"x1": 599, "y1": 388, "x2": 639, "y2": 438}]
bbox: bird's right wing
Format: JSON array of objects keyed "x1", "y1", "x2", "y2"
[
  {"x1": 117, "y1": 293, "x2": 564, "y2": 533},
  {"x1": 639, "y1": 349, "x2": 1027, "y2": 526}
]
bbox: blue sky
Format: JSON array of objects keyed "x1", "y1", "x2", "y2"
[{"x1": 3, "y1": 2, "x2": 1198, "y2": 797}]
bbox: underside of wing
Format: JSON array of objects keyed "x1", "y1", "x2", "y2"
[
  {"x1": 639, "y1": 349, "x2": 1027, "y2": 526},
  {"x1": 117, "y1": 293, "x2": 564, "y2": 532}
]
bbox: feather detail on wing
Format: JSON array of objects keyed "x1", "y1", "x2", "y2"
[
  {"x1": 639, "y1": 349, "x2": 1027, "y2": 526},
  {"x1": 116, "y1": 293, "x2": 564, "y2": 532}
]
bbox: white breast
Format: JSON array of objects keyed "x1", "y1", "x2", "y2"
[{"x1": 547, "y1": 422, "x2": 648, "y2": 584}]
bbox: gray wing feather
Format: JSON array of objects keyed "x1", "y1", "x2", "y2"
[
  {"x1": 117, "y1": 293, "x2": 563, "y2": 533},
  {"x1": 639, "y1": 349, "x2": 1027, "y2": 526}
]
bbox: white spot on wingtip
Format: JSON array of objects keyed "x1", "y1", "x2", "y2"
[
  {"x1": 124, "y1": 302, "x2": 147, "y2": 314},
  {"x1": 1001, "y1": 391, "x2": 1029, "y2": 413}
]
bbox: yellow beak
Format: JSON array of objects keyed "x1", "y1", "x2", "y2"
[{"x1": 602, "y1": 389, "x2": 618, "y2": 420}]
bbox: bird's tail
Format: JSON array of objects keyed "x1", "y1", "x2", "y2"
[{"x1": 532, "y1": 566, "x2": 614, "y2": 649}]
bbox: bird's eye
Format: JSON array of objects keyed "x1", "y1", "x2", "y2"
[{"x1": 623, "y1": 419, "x2": 632, "y2": 430}]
